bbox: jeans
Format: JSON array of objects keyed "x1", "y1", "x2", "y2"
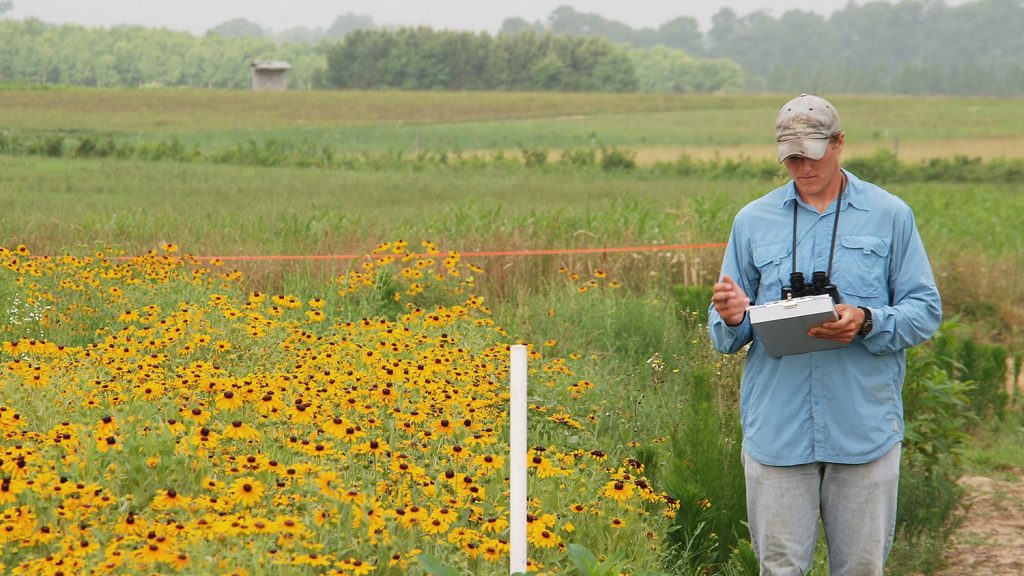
[{"x1": 743, "y1": 443, "x2": 901, "y2": 576}]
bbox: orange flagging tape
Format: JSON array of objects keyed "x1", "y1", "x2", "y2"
[{"x1": 182, "y1": 242, "x2": 729, "y2": 263}]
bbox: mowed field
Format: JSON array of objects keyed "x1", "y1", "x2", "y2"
[{"x1": 0, "y1": 88, "x2": 1022, "y2": 575}]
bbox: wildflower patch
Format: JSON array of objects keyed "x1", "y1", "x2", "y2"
[{"x1": 0, "y1": 244, "x2": 676, "y2": 574}]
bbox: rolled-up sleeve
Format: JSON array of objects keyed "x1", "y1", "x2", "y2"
[{"x1": 862, "y1": 207, "x2": 942, "y2": 354}]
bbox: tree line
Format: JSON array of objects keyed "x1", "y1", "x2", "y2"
[
  {"x1": 0, "y1": 19, "x2": 325, "y2": 89},
  {"x1": 323, "y1": 28, "x2": 742, "y2": 92},
  {"x1": 0, "y1": 0, "x2": 1020, "y2": 95},
  {"x1": 0, "y1": 19, "x2": 742, "y2": 93},
  {"x1": 510, "y1": 0, "x2": 1024, "y2": 96}
]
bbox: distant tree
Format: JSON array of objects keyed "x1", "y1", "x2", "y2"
[
  {"x1": 326, "y1": 13, "x2": 374, "y2": 39},
  {"x1": 631, "y1": 46, "x2": 741, "y2": 93},
  {"x1": 325, "y1": 27, "x2": 638, "y2": 92},
  {"x1": 548, "y1": 5, "x2": 651, "y2": 47},
  {"x1": 499, "y1": 17, "x2": 544, "y2": 36},
  {"x1": 275, "y1": 26, "x2": 325, "y2": 45},
  {"x1": 656, "y1": 16, "x2": 704, "y2": 55},
  {"x1": 0, "y1": 2, "x2": 13, "y2": 18},
  {"x1": 0, "y1": 19, "x2": 324, "y2": 89},
  {"x1": 207, "y1": 18, "x2": 266, "y2": 38}
]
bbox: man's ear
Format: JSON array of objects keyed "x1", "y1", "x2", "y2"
[{"x1": 833, "y1": 132, "x2": 845, "y2": 156}]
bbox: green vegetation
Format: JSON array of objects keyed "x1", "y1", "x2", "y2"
[
  {"x1": 1, "y1": 89, "x2": 1022, "y2": 159},
  {"x1": 3, "y1": 0, "x2": 1022, "y2": 96},
  {"x1": 326, "y1": 29, "x2": 633, "y2": 92},
  {"x1": 0, "y1": 19, "x2": 325, "y2": 88},
  {"x1": 514, "y1": 0, "x2": 1024, "y2": 97},
  {"x1": 0, "y1": 19, "x2": 738, "y2": 94},
  {"x1": 0, "y1": 88, "x2": 1021, "y2": 574}
]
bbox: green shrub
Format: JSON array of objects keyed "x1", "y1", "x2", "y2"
[
  {"x1": 599, "y1": 147, "x2": 636, "y2": 171},
  {"x1": 28, "y1": 134, "x2": 65, "y2": 157},
  {"x1": 521, "y1": 146, "x2": 548, "y2": 168},
  {"x1": 560, "y1": 147, "x2": 597, "y2": 167}
]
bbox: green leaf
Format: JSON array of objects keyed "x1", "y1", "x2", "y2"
[
  {"x1": 567, "y1": 543, "x2": 599, "y2": 575},
  {"x1": 417, "y1": 553, "x2": 463, "y2": 576}
]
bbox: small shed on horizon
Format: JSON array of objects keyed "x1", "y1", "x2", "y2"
[{"x1": 250, "y1": 61, "x2": 292, "y2": 91}]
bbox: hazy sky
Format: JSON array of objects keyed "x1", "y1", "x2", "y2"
[{"x1": 6, "y1": 1, "x2": 930, "y2": 34}]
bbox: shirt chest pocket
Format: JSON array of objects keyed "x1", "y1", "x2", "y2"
[
  {"x1": 835, "y1": 235, "x2": 890, "y2": 301},
  {"x1": 752, "y1": 241, "x2": 792, "y2": 302}
]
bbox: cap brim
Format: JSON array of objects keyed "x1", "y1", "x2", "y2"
[{"x1": 777, "y1": 138, "x2": 829, "y2": 163}]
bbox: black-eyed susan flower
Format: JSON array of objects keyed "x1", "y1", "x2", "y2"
[
  {"x1": 481, "y1": 515, "x2": 509, "y2": 534},
  {"x1": 336, "y1": 557, "x2": 376, "y2": 576},
  {"x1": 222, "y1": 420, "x2": 260, "y2": 440},
  {"x1": 528, "y1": 528, "x2": 561, "y2": 548},
  {"x1": 215, "y1": 390, "x2": 244, "y2": 411},
  {"x1": 228, "y1": 477, "x2": 265, "y2": 508},
  {"x1": 602, "y1": 479, "x2": 634, "y2": 502},
  {"x1": 472, "y1": 454, "x2": 504, "y2": 475},
  {"x1": 151, "y1": 488, "x2": 190, "y2": 510},
  {"x1": 181, "y1": 406, "x2": 211, "y2": 425}
]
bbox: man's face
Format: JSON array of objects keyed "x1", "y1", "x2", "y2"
[{"x1": 782, "y1": 133, "x2": 844, "y2": 201}]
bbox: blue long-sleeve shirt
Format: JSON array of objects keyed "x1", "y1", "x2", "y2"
[{"x1": 709, "y1": 170, "x2": 941, "y2": 466}]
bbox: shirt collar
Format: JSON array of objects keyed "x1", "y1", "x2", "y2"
[{"x1": 780, "y1": 169, "x2": 869, "y2": 212}]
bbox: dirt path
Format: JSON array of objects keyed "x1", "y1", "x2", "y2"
[{"x1": 933, "y1": 473, "x2": 1024, "y2": 575}]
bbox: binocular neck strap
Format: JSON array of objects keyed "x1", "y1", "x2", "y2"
[{"x1": 791, "y1": 172, "x2": 847, "y2": 279}]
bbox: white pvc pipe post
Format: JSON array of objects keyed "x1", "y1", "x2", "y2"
[{"x1": 509, "y1": 344, "x2": 528, "y2": 574}]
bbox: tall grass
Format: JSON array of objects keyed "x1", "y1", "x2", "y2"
[{"x1": 3, "y1": 153, "x2": 1022, "y2": 346}]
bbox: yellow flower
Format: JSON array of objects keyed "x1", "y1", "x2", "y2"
[
  {"x1": 481, "y1": 515, "x2": 508, "y2": 534},
  {"x1": 602, "y1": 479, "x2": 634, "y2": 502},
  {"x1": 316, "y1": 471, "x2": 342, "y2": 498},
  {"x1": 337, "y1": 558, "x2": 376, "y2": 575},
  {"x1": 472, "y1": 453, "x2": 504, "y2": 475},
  {"x1": 151, "y1": 488, "x2": 190, "y2": 510},
  {"x1": 527, "y1": 527, "x2": 562, "y2": 548},
  {"x1": 228, "y1": 477, "x2": 265, "y2": 508},
  {"x1": 222, "y1": 420, "x2": 260, "y2": 440},
  {"x1": 134, "y1": 540, "x2": 175, "y2": 564},
  {"x1": 421, "y1": 518, "x2": 448, "y2": 535},
  {"x1": 215, "y1": 390, "x2": 244, "y2": 411}
]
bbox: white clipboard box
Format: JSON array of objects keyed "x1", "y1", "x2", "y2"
[{"x1": 748, "y1": 294, "x2": 847, "y2": 357}]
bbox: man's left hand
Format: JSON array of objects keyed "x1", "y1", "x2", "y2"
[{"x1": 808, "y1": 304, "x2": 865, "y2": 343}]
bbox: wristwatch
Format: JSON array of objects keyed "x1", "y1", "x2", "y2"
[{"x1": 857, "y1": 306, "x2": 873, "y2": 337}]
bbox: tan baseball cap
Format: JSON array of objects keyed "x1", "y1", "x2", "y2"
[{"x1": 775, "y1": 94, "x2": 842, "y2": 162}]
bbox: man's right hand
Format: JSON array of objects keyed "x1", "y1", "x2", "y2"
[{"x1": 712, "y1": 275, "x2": 750, "y2": 326}]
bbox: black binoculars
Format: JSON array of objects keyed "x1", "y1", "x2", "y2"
[{"x1": 782, "y1": 271, "x2": 840, "y2": 304}]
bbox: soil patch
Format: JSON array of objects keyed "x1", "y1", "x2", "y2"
[{"x1": 934, "y1": 473, "x2": 1024, "y2": 575}]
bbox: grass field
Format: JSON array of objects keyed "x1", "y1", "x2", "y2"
[
  {"x1": 2, "y1": 89, "x2": 1023, "y2": 159},
  {"x1": 0, "y1": 88, "x2": 1021, "y2": 575}
]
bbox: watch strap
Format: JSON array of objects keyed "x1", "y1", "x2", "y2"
[{"x1": 857, "y1": 306, "x2": 873, "y2": 337}]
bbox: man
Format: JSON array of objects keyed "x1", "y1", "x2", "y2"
[{"x1": 708, "y1": 94, "x2": 942, "y2": 576}]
